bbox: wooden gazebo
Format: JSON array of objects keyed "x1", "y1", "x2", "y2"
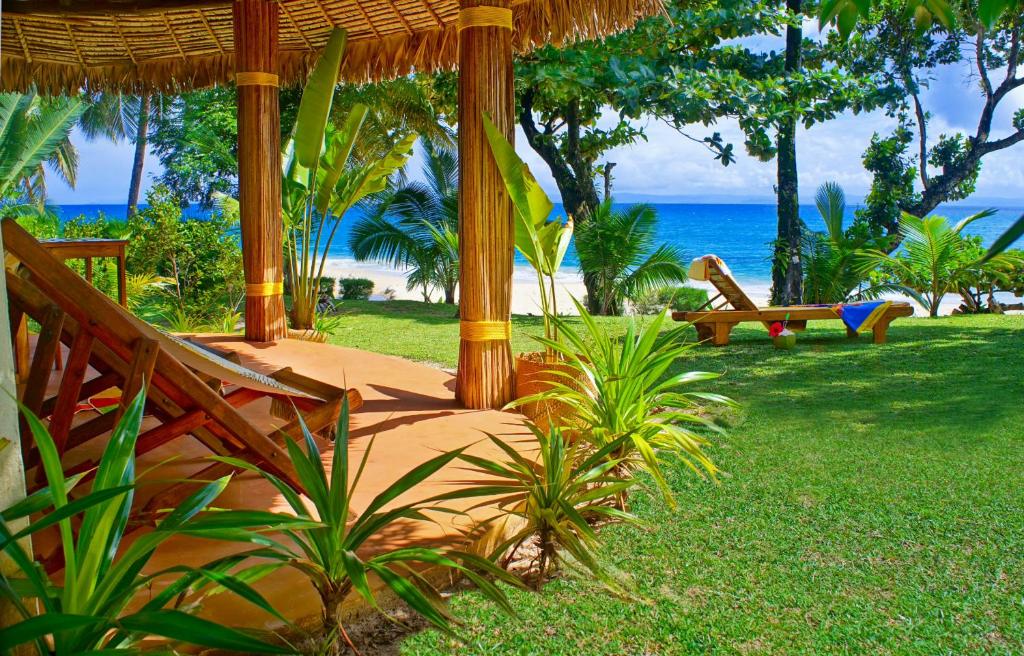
[{"x1": 1, "y1": 0, "x2": 662, "y2": 410}]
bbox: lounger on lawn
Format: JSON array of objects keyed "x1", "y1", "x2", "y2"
[
  {"x1": 673, "y1": 255, "x2": 913, "y2": 346},
  {"x1": 3, "y1": 217, "x2": 362, "y2": 516}
]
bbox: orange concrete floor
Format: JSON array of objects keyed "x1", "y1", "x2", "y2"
[{"x1": 32, "y1": 337, "x2": 533, "y2": 632}]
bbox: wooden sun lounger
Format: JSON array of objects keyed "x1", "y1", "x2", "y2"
[
  {"x1": 3, "y1": 217, "x2": 362, "y2": 516},
  {"x1": 673, "y1": 255, "x2": 913, "y2": 346}
]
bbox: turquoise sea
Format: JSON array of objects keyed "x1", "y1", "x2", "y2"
[{"x1": 51, "y1": 202, "x2": 1024, "y2": 287}]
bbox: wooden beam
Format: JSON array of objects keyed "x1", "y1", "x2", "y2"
[
  {"x1": 455, "y1": 0, "x2": 516, "y2": 409},
  {"x1": 234, "y1": 0, "x2": 288, "y2": 342}
]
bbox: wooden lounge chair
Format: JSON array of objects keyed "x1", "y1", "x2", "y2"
[
  {"x1": 673, "y1": 255, "x2": 913, "y2": 346},
  {"x1": 3, "y1": 217, "x2": 362, "y2": 515}
]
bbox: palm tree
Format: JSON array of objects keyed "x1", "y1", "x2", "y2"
[
  {"x1": 349, "y1": 137, "x2": 460, "y2": 304},
  {"x1": 0, "y1": 90, "x2": 84, "y2": 203},
  {"x1": 79, "y1": 92, "x2": 159, "y2": 215},
  {"x1": 574, "y1": 200, "x2": 688, "y2": 315},
  {"x1": 802, "y1": 182, "x2": 892, "y2": 304},
  {"x1": 858, "y1": 210, "x2": 1014, "y2": 317}
]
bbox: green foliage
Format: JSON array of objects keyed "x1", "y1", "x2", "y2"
[
  {"x1": 450, "y1": 424, "x2": 640, "y2": 590},
  {"x1": 318, "y1": 276, "x2": 337, "y2": 297},
  {"x1": 833, "y1": 2, "x2": 1022, "y2": 225},
  {"x1": 0, "y1": 392, "x2": 309, "y2": 655},
  {"x1": 0, "y1": 90, "x2": 84, "y2": 203},
  {"x1": 339, "y1": 277, "x2": 374, "y2": 301},
  {"x1": 350, "y1": 137, "x2": 460, "y2": 304},
  {"x1": 483, "y1": 114, "x2": 574, "y2": 345},
  {"x1": 149, "y1": 87, "x2": 239, "y2": 207},
  {"x1": 212, "y1": 398, "x2": 521, "y2": 643},
  {"x1": 802, "y1": 182, "x2": 894, "y2": 303},
  {"x1": 820, "y1": 0, "x2": 1019, "y2": 36},
  {"x1": 858, "y1": 210, "x2": 1021, "y2": 316},
  {"x1": 283, "y1": 28, "x2": 416, "y2": 330},
  {"x1": 575, "y1": 201, "x2": 688, "y2": 316},
  {"x1": 632, "y1": 285, "x2": 710, "y2": 315},
  {"x1": 512, "y1": 301, "x2": 735, "y2": 508},
  {"x1": 127, "y1": 185, "x2": 244, "y2": 323}
]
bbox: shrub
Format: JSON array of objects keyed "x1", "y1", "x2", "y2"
[
  {"x1": 339, "y1": 277, "x2": 374, "y2": 300},
  {"x1": 317, "y1": 276, "x2": 336, "y2": 298},
  {"x1": 127, "y1": 185, "x2": 244, "y2": 321},
  {"x1": 512, "y1": 300, "x2": 736, "y2": 507},
  {"x1": 633, "y1": 285, "x2": 709, "y2": 314}
]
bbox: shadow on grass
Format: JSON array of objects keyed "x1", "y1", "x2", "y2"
[{"x1": 676, "y1": 319, "x2": 1023, "y2": 435}]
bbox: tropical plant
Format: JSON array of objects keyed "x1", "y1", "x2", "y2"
[
  {"x1": 283, "y1": 28, "x2": 417, "y2": 330},
  {"x1": 483, "y1": 113, "x2": 573, "y2": 351},
  {"x1": 801, "y1": 182, "x2": 893, "y2": 304},
  {"x1": 338, "y1": 277, "x2": 374, "y2": 301},
  {"x1": 127, "y1": 185, "x2": 244, "y2": 322},
  {"x1": 349, "y1": 137, "x2": 461, "y2": 304},
  {"x1": 859, "y1": 210, "x2": 1019, "y2": 317},
  {"x1": 574, "y1": 200, "x2": 689, "y2": 316},
  {"x1": 511, "y1": 300, "x2": 735, "y2": 507},
  {"x1": 78, "y1": 92, "x2": 162, "y2": 214},
  {"x1": 446, "y1": 424, "x2": 640, "y2": 590},
  {"x1": 212, "y1": 397, "x2": 521, "y2": 652},
  {"x1": 0, "y1": 392, "x2": 311, "y2": 655},
  {"x1": 632, "y1": 285, "x2": 710, "y2": 315},
  {"x1": 0, "y1": 90, "x2": 84, "y2": 202}
]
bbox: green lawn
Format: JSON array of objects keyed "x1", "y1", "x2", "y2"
[{"x1": 328, "y1": 302, "x2": 1024, "y2": 655}]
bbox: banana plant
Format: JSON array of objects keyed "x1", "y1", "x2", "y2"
[
  {"x1": 482, "y1": 113, "x2": 574, "y2": 352},
  {"x1": 0, "y1": 390, "x2": 315, "y2": 655},
  {"x1": 283, "y1": 28, "x2": 417, "y2": 330},
  {"x1": 213, "y1": 396, "x2": 522, "y2": 652}
]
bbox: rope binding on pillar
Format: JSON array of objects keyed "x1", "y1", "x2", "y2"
[
  {"x1": 460, "y1": 320, "x2": 512, "y2": 342},
  {"x1": 458, "y1": 6, "x2": 513, "y2": 31},
  {"x1": 246, "y1": 281, "x2": 284, "y2": 297},
  {"x1": 235, "y1": 72, "x2": 280, "y2": 87}
]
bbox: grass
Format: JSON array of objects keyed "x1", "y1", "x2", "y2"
[{"x1": 326, "y1": 302, "x2": 1024, "y2": 655}]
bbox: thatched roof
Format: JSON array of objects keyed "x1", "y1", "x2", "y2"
[{"x1": 1, "y1": 0, "x2": 665, "y2": 94}]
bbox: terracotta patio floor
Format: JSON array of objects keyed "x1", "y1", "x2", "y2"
[{"x1": 35, "y1": 337, "x2": 533, "y2": 632}]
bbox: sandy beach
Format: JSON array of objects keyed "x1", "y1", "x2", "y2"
[{"x1": 320, "y1": 257, "x2": 981, "y2": 317}]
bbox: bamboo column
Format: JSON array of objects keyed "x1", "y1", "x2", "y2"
[
  {"x1": 234, "y1": 0, "x2": 287, "y2": 342},
  {"x1": 455, "y1": 0, "x2": 516, "y2": 409}
]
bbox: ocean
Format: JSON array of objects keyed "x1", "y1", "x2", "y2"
[{"x1": 52, "y1": 202, "x2": 1024, "y2": 287}]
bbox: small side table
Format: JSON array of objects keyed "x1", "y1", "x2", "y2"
[
  {"x1": 41, "y1": 238, "x2": 129, "y2": 307},
  {"x1": 14, "y1": 238, "x2": 131, "y2": 379}
]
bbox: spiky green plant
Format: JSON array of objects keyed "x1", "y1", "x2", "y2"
[
  {"x1": 511, "y1": 300, "x2": 736, "y2": 507},
  {"x1": 442, "y1": 424, "x2": 640, "y2": 590},
  {"x1": 0, "y1": 391, "x2": 313, "y2": 655},
  {"x1": 213, "y1": 397, "x2": 521, "y2": 652}
]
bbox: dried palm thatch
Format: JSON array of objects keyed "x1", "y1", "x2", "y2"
[{"x1": 1, "y1": 0, "x2": 666, "y2": 93}]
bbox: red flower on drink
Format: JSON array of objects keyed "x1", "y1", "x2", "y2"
[{"x1": 769, "y1": 322, "x2": 785, "y2": 337}]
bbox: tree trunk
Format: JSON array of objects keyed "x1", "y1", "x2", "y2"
[
  {"x1": 771, "y1": 0, "x2": 804, "y2": 306},
  {"x1": 127, "y1": 92, "x2": 151, "y2": 216},
  {"x1": 518, "y1": 92, "x2": 603, "y2": 311}
]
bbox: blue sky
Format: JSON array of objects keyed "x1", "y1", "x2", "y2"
[{"x1": 48, "y1": 32, "x2": 1024, "y2": 208}]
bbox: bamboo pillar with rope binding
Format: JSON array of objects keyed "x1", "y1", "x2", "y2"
[
  {"x1": 234, "y1": 0, "x2": 287, "y2": 342},
  {"x1": 455, "y1": 0, "x2": 516, "y2": 409}
]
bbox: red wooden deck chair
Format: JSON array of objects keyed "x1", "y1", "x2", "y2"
[
  {"x1": 3, "y1": 217, "x2": 361, "y2": 515},
  {"x1": 674, "y1": 255, "x2": 913, "y2": 346}
]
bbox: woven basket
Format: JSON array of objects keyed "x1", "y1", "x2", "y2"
[{"x1": 514, "y1": 352, "x2": 589, "y2": 433}]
